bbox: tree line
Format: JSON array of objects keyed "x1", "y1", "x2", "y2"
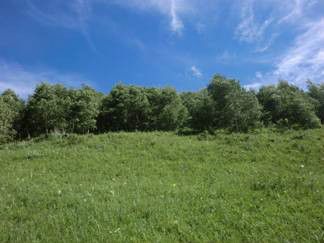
[{"x1": 0, "y1": 75, "x2": 323, "y2": 143}]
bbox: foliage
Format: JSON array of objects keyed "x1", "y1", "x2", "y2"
[
  {"x1": 0, "y1": 97, "x2": 15, "y2": 143},
  {"x1": 23, "y1": 83, "x2": 103, "y2": 137},
  {"x1": 69, "y1": 86, "x2": 103, "y2": 134},
  {"x1": 0, "y1": 90, "x2": 24, "y2": 143},
  {"x1": 307, "y1": 81, "x2": 324, "y2": 123},
  {"x1": 147, "y1": 87, "x2": 188, "y2": 131},
  {"x1": 181, "y1": 90, "x2": 215, "y2": 131},
  {"x1": 223, "y1": 89, "x2": 262, "y2": 132},
  {"x1": 257, "y1": 81, "x2": 321, "y2": 129},
  {"x1": 1, "y1": 76, "x2": 323, "y2": 141},
  {"x1": 23, "y1": 83, "x2": 72, "y2": 136},
  {"x1": 207, "y1": 75, "x2": 262, "y2": 132},
  {"x1": 98, "y1": 85, "x2": 152, "y2": 131},
  {"x1": 98, "y1": 85, "x2": 187, "y2": 132}
]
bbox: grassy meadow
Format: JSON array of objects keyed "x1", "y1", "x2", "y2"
[{"x1": 0, "y1": 129, "x2": 324, "y2": 242}]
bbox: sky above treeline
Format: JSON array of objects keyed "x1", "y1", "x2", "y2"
[{"x1": 0, "y1": 0, "x2": 324, "y2": 97}]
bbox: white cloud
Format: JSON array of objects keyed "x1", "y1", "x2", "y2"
[
  {"x1": 254, "y1": 33, "x2": 279, "y2": 53},
  {"x1": 278, "y1": 0, "x2": 317, "y2": 24},
  {"x1": 18, "y1": 0, "x2": 324, "y2": 91},
  {"x1": 247, "y1": 19, "x2": 324, "y2": 89},
  {"x1": 240, "y1": 0, "x2": 324, "y2": 88},
  {"x1": 26, "y1": 0, "x2": 91, "y2": 30},
  {"x1": 26, "y1": 0, "x2": 197, "y2": 35},
  {"x1": 244, "y1": 82, "x2": 263, "y2": 91},
  {"x1": 26, "y1": 0, "x2": 99, "y2": 51},
  {"x1": 235, "y1": 0, "x2": 273, "y2": 43},
  {"x1": 244, "y1": 72, "x2": 264, "y2": 90},
  {"x1": 170, "y1": 0, "x2": 184, "y2": 34},
  {"x1": 0, "y1": 61, "x2": 89, "y2": 98},
  {"x1": 234, "y1": 0, "x2": 319, "y2": 50},
  {"x1": 273, "y1": 19, "x2": 324, "y2": 86},
  {"x1": 113, "y1": 0, "x2": 196, "y2": 35},
  {"x1": 190, "y1": 65, "x2": 202, "y2": 78}
]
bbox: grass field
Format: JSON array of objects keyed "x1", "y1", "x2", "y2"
[{"x1": 0, "y1": 129, "x2": 324, "y2": 242}]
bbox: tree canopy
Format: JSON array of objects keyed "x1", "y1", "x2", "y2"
[
  {"x1": 307, "y1": 82, "x2": 324, "y2": 123},
  {"x1": 257, "y1": 81, "x2": 321, "y2": 129},
  {"x1": 0, "y1": 76, "x2": 322, "y2": 143},
  {"x1": 0, "y1": 90, "x2": 24, "y2": 143},
  {"x1": 97, "y1": 85, "x2": 187, "y2": 132}
]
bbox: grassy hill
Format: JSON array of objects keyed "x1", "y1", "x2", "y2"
[{"x1": 0, "y1": 129, "x2": 324, "y2": 242}]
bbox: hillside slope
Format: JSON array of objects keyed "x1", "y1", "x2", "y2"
[{"x1": 0, "y1": 129, "x2": 324, "y2": 242}]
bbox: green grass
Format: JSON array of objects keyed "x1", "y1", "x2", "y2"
[{"x1": 0, "y1": 129, "x2": 324, "y2": 242}]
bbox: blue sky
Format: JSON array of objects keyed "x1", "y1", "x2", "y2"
[{"x1": 1, "y1": 0, "x2": 324, "y2": 97}]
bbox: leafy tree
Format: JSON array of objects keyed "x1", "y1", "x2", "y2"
[
  {"x1": 1, "y1": 89, "x2": 24, "y2": 112},
  {"x1": 257, "y1": 81, "x2": 321, "y2": 129},
  {"x1": 147, "y1": 87, "x2": 188, "y2": 131},
  {"x1": 0, "y1": 90, "x2": 24, "y2": 142},
  {"x1": 69, "y1": 86, "x2": 103, "y2": 134},
  {"x1": 0, "y1": 97, "x2": 15, "y2": 143},
  {"x1": 98, "y1": 84, "x2": 151, "y2": 131},
  {"x1": 307, "y1": 82, "x2": 324, "y2": 123},
  {"x1": 207, "y1": 75, "x2": 261, "y2": 131},
  {"x1": 1, "y1": 76, "x2": 322, "y2": 144},
  {"x1": 181, "y1": 90, "x2": 214, "y2": 131},
  {"x1": 224, "y1": 90, "x2": 262, "y2": 132},
  {"x1": 98, "y1": 85, "x2": 187, "y2": 132},
  {"x1": 24, "y1": 83, "x2": 72, "y2": 136},
  {"x1": 256, "y1": 85, "x2": 279, "y2": 125}
]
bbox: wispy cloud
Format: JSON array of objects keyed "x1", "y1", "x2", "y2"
[
  {"x1": 26, "y1": 0, "x2": 196, "y2": 36},
  {"x1": 112, "y1": 0, "x2": 195, "y2": 35},
  {"x1": 273, "y1": 19, "x2": 324, "y2": 86},
  {"x1": 15, "y1": 0, "x2": 324, "y2": 91},
  {"x1": 234, "y1": 0, "x2": 320, "y2": 51},
  {"x1": 26, "y1": 0, "x2": 98, "y2": 51},
  {"x1": 190, "y1": 65, "x2": 203, "y2": 78},
  {"x1": 170, "y1": 0, "x2": 184, "y2": 35},
  {"x1": 0, "y1": 60, "x2": 90, "y2": 98},
  {"x1": 235, "y1": 1, "x2": 273, "y2": 43},
  {"x1": 247, "y1": 18, "x2": 324, "y2": 89},
  {"x1": 26, "y1": 0, "x2": 91, "y2": 29},
  {"x1": 254, "y1": 33, "x2": 279, "y2": 53},
  {"x1": 278, "y1": 0, "x2": 317, "y2": 24},
  {"x1": 239, "y1": 0, "x2": 324, "y2": 88},
  {"x1": 244, "y1": 72, "x2": 265, "y2": 90}
]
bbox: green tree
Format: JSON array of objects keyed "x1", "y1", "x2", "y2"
[
  {"x1": 224, "y1": 90, "x2": 262, "y2": 132},
  {"x1": 98, "y1": 85, "x2": 188, "y2": 132},
  {"x1": 257, "y1": 81, "x2": 321, "y2": 129},
  {"x1": 98, "y1": 84, "x2": 151, "y2": 131},
  {"x1": 307, "y1": 82, "x2": 324, "y2": 123},
  {"x1": 181, "y1": 90, "x2": 214, "y2": 131},
  {"x1": 147, "y1": 87, "x2": 188, "y2": 131},
  {"x1": 0, "y1": 97, "x2": 15, "y2": 143},
  {"x1": 69, "y1": 86, "x2": 103, "y2": 134},
  {"x1": 207, "y1": 75, "x2": 261, "y2": 131},
  {"x1": 0, "y1": 90, "x2": 24, "y2": 142},
  {"x1": 24, "y1": 83, "x2": 72, "y2": 136}
]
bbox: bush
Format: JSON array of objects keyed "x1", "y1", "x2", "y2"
[{"x1": 65, "y1": 134, "x2": 87, "y2": 145}]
